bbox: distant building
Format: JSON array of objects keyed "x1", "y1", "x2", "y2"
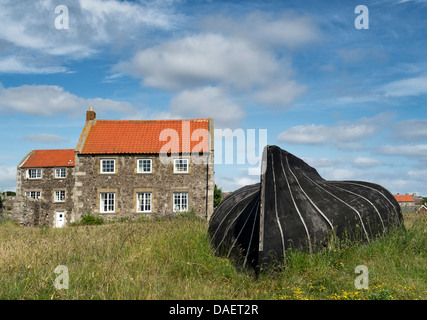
[
  {"x1": 394, "y1": 193, "x2": 415, "y2": 206},
  {"x1": 411, "y1": 193, "x2": 423, "y2": 205}
]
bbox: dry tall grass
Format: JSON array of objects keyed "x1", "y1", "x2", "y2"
[{"x1": 0, "y1": 211, "x2": 425, "y2": 300}]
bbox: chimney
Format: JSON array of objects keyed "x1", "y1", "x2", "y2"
[{"x1": 86, "y1": 107, "x2": 96, "y2": 121}]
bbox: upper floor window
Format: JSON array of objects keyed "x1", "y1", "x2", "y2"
[
  {"x1": 27, "y1": 169, "x2": 42, "y2": 179},
  {"x1": 101, "y1": 159, "x2": 115, "y2": 174},
  {"x1": 174, "y1": 159, "x2": 189, "y2": 173},
  {"x1": 55, "y1": 168, "x2": 66, "y2": 178},
  {"x1": 25, "y1": 191, "x2": 41, "y2": 199},
  {"x1": 137, "y1": 159, "x2": 152, "y2": 173}
]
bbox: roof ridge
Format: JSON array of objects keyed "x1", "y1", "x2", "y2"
[
  {"x1": 33, "y1": 148, "x2": 75, "y2": 151},
  {"x1": 96, "y1": 118, "x2": 209, "y2": 122}
]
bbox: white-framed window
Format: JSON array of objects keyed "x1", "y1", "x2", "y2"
[
  {"x1": 55, "y1": 168, "x2": 66, "y2": 178},
  {"x1": 101, "y1": 159, "x2": 115, "y2": 174},
  {"x1": 100, "y1": 192, "x2": 115, "y2": 213},
  {"x1": 25, "y1": 191, "x2": 41, "y2": 199},
  {"x1": 137, "y1": 159, "x2": 152, "y2": 173},
  {"x1": 173, "y1": 192, "x2": 188, "y2": 212},
  {"x1": 173, "y1": 158, "x2": 189, "y2": 173},
  {"x1": 27, "y1": 169, "x2": 42, "y2": 179},
  {"x1": 54, "y1": 190, "x2": 66, "y2": 202},
  {"x1": 137, "y1": 192, "x2": 152, "y2": 212}
]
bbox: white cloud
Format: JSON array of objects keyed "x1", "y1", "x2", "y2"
[
  {"x1": 277, "y1": 124, "x2": 330, "y2": 145},
  {"x1": 215, "y1": 175, "x2": 259, "y2": 193},
  {"x1": 379, "y1": 144, "x2": 427, "y2": 159},
  {"x1": 116, "y1": 33, "x2": 281, "y2": 91},
  {"x1": 353, "y1": 157, "x2": 383, "y2": 168},
  {"x1": 408, "y1": 170, "x2": 427, "y2": 180},
  {"x1": 391, "y1": 119, "x2": 427, "y2": 142},
  {"x1": 0, "y1": 56, "x2": 68, "y2": 74},
  {"x1": 321, "y1": 168, "x2": 355, "y2": 181},
  {"x1": 199, "y1": 11, "x2": 321, "y2": 49},
  {"x1": 255, "y1": 81, "x2": 307, "y2": 108},
  {"x1": 0, "y1": 0, "x2": 180, "y2": 73},
  {"x1": 170, "y1": 86, "x2": 246, "y2": 128},
  {"x1": 374, "y1": 177, "x2": 426, "y2": 196},
  {"x1": 79, "y1": 0, "x2": 177, "y2": 34},
  {"x1": 0, "y1": 83, "x2": 137, "y2": 117},
  {"x1": 21, "y1": 134, "x2": 68, "y2": 144},
  {"x1": 116, "y1": 25, "x2": 309, "y2": 110},
  {"x1": 303, "y1": 157, "x2": 340, "y2": 168},
  {"x1": 113, "y1": 10, "x2": 321, "y2": 124},
  {"x1": 0, "y1": 164, "x2": 16, "y2": 191},
  {"x1": 382, "y1": 76, "x2": 427, "y2": 97},
  {"x1": 338, "y1": 48, "x2": 388, "y2": 64},
  {"x1": 277, "y1": 114, "x2": 387, "y2": 148}
]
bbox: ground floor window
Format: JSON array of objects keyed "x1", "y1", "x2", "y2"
[
  {"x1": 173, "y1": 192, "x2": 188, "y2": 212},
  {"x1": 100, "y1": 192, "x2": 115, "y2": 213},
  {"x1": 137, "y1": 192, "x2": 152, "y2": 212},
  {"x1": 25, "y1": 191, "x2": 41, "y2": 199},
  {"x1": 54, "y1": 190, "x2": 66, "y2": 202}
]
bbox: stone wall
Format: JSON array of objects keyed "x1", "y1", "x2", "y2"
[
  {"x1": 10, "y1": 196, "x2": 51, "y2": 226},
  {"x1": 73, "y1": 153, "x2": 214, "y2": 221},
  {"x1": 17, "y1": 166, "x2": 75, "y2": 226},
  {"x1": 401, "y1": 205, "x2": 421, "y2": 214}
]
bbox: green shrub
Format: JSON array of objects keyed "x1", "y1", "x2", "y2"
[
  {"x1": 214, "y1": 185, "x2": 222, "y2": 208},
  {"x1": 80, "y1": 212, "x2": 104, "y2": 225}
]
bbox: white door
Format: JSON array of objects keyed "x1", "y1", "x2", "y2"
[{"x1": 55, "y1": 211, "x2": 65, "y2": 228}]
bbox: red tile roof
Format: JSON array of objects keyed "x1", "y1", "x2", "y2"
[
  {"x1": 80, "y1": 119, "x2": 210, "y2": 154},
  {"x1": 394, "y1": 194, "x2": 414, "y2": 202},
  {"x1": 21, "y1": 149, "x2": 75, "y2": 168}
]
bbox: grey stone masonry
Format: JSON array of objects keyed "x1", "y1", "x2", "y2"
[{"x1": 72, "y1": 153, "x2": 213, "y2": 222}]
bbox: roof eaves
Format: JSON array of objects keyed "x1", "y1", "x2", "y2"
[{"x1": 18, "y1": 149, "x2": 35, "y2": 169}]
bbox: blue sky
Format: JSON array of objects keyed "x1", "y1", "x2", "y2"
[{"x1": 0, "y1": 0, "x2": 426, "y2": 195}]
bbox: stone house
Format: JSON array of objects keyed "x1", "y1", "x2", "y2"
[
  {"x1": 14, "y1": 108, "x2": 214, "y2": 227},
  {"x1": 15, "y1": 149, "x2": 75, "y2": 227}
]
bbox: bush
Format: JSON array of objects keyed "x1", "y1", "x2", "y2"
[
  {"x1": 214, "y1": 185, "x2": 222, "y2": 208},
  {"x1": 80, "y1": 212, "x2": 104, "y2": 225}
]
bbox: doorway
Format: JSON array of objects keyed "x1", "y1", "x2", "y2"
[{"x1": 55, "y1": 211, "x2": 65, "y2": 228}]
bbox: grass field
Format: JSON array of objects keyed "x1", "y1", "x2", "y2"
[{"x1": 0, "y1": 211, "x2": 425, "y2": 300}]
